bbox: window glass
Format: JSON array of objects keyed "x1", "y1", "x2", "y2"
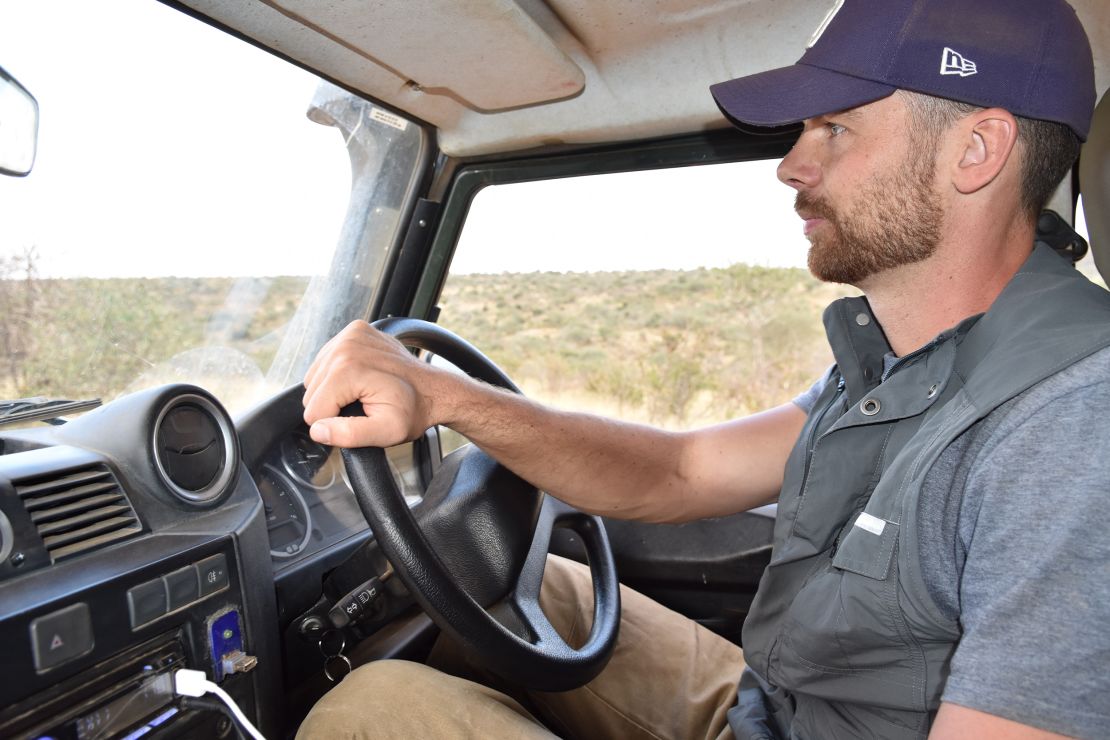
[
  {"x1": 0, "y1": 0, "x2": 424, "y2": 415},
  {"x1": 439, "y1": 161, "x2": 852, "y2": 430}
]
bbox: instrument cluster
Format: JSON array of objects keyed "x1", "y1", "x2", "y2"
[
  {"x1": 254, "y1": 430, "x2": 427, "y2": 567},
  {"x1": 255, "y1": 431, "x2": 363, "y2": 566}
]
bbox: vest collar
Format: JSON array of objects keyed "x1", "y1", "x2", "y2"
[
  {"x1": 822, "y1": 296, "x2": 888, "y2": 405},
  {"x1": 821, "y1": 245, "x2": 1077, "y2": 408}
]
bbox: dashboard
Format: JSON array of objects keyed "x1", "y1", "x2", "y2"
[
  {"x1": 0, "y1": 381, "x2": 434, "y2": 739},
  {"x1": 0, "y1": 374, "x2": 775, "y2": 738}
]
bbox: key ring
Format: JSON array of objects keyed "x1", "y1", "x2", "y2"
[
  {"x1": 318, "y1": 629, "x2": 352, "y2": 682},
  {"x1": 324, "y1": 654, "x2": 352, "y2": 683}
]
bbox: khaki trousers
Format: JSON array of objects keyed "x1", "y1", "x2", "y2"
[{"x1": 297, "y1": 555, "x2": 745, "y2": 740}]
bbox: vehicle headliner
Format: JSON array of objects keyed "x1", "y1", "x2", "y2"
[{"x1": 172, "y1": 0, "x2": 1110, "y2": 158}]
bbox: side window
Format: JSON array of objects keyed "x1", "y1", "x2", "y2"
[{"x1": 438, "y1": 160, "x2": 851, "y2": 429}]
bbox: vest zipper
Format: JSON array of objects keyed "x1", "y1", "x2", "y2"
[
  {"x1": 798, "y1": 376, "x2": 845, "y2": 497},
  {"x1": 881, "y1": 338, "x2": 939, "y2": 382}
]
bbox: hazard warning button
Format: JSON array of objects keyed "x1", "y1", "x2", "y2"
[{"x1": 30, "y1": 602, "x2": 94, "y2": 672}]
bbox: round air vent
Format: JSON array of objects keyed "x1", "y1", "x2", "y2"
[{"x1": 153, "y1": 393, "x2": 238, "y2": 506}]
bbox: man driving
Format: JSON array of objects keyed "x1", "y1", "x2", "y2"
[{"x1": 298, "y1": 0, "x2": 1110, "y2": 737}]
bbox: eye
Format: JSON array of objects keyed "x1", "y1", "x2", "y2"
[{"x1": 826, "y1": 122, "x2": 847, "y2": 137}]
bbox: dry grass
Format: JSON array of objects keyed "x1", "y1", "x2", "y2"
[{"x1": 438, "y1": 264, "x2": 854, "y2": 429}]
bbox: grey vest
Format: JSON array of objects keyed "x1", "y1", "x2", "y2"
[{"x1": 730, "y1": 246, "x2": 1110, "y2": 739}]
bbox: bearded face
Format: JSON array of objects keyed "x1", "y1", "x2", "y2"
[{"x1": 800, "y1": 141, "x2": 944, "y2": 286}]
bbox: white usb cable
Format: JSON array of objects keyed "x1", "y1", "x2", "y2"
[{"x1": 173, "y1": 668, "x2": 266, "y2": 740}]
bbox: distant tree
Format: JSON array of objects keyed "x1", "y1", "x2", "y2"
[{"x1": 0, "y1": 247, "x2": 39, "y2": 395}]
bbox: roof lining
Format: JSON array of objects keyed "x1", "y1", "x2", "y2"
[{"x1": 171, "y1": 0, "x2": 1110, "y2": 158}]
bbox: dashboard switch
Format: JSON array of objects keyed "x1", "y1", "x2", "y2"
[
  {"x1": 128, "y1": 578, "x2": 168, "y2": 628},
  {"x1": 164, "y1": 566, "x2": 200, "y2": 611},
  {"x1": 31, "y1": 603, "x2": 94, "y2": 672},
  {"x1": 197, "y1": 554, "x2": 229, "y2": 597}
]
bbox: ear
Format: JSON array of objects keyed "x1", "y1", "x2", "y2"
[{"x1": 952, "y1": 109, "x2": 1019, "y2": 195}]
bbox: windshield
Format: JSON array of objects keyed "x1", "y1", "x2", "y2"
[{"x1": 0, "y1": 0, "x2": 425, "y2": 416}]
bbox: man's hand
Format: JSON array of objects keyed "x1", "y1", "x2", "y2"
[{"x1": 302, "y1": 320, "x2": 445, "y2": 448}]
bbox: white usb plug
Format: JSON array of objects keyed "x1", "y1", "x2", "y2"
[{"x1": 172, "y1": 668, "x2": 266, "y2": 740}]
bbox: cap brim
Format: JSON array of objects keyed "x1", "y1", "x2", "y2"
[{"x1": 711, "y1": 63, "x2": 897, "y2": 129}]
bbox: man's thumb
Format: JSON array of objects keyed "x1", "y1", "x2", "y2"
[{"x1": 308, "y1": 416, "x2": 390, "y2": 448}]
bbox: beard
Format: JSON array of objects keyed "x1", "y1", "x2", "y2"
[{"x1": 800, "y1": 147, "x2": 943, "y2": 286}]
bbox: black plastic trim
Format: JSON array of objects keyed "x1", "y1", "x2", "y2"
[{"x1": 378, "y1": 198, "x2": 444, "y2": 319}]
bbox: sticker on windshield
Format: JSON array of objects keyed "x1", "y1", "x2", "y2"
[{"x1": 370, "y1": 107, "x2": 409, "y2": 131}]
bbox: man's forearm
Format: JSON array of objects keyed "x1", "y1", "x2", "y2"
[
  {"x1": 428, "y1": 370, "x2": 698, "y2": 521},
  {"x1": 429, "y1": 369, "x2": 795, "y2": 523}
]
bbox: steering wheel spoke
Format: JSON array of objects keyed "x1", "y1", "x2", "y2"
[{"x1": 500, "y1": 495, "x2": 571, "y2": 648}]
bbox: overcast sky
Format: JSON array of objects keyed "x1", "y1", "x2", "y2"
[
  {"x1": 453, "y1": 159, "x2": 815, "y2": 274},
  {"x1": 0, "y1": 0, "x2": 349, "y2": 279},
  {"x1": 0, "y1": 0, "x2": 815, "y2": 280},
  {"x1": 0, "y1": 0, "x2": 1091, "y2": 279}
]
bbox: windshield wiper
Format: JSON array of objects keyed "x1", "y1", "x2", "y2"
[{"x1": 0, "y1": 397, "x2": 102, "y2": 427}]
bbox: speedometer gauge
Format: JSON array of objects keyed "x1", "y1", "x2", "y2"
[{"x1": 257, "y1": 465, "x2": 313, "y2": 560}]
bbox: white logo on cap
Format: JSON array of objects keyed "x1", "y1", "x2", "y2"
[
  {"x1": 940, "y1": 47, "x2": 978, "y2": 77},
  {"x1": 807, "y1": 0, "x2": 845, "y2": 49}
]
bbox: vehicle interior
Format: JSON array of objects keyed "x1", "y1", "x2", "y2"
[{"x1": 0, "y1": 0, "x2": 1106, "y2": 737}]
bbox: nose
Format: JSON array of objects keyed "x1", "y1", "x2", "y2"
[{"x1": 777, "y1": 127, "x2": 820, "y2": 191}]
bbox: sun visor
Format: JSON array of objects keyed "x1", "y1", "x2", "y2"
[{"x1": 269, "y1": 0, "x2": 585, "y2": 111}]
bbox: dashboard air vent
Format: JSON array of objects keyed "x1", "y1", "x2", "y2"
[
  {"x1": 153, "y1": 393, "x2": 237, "y2": 507},
  {"x1": 15, "y1": 465, "x2": 142, "y2": 562}
]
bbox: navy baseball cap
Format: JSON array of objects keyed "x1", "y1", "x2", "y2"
[{"x1": 711, "y1": 0, "x2": 1096, "y2": 141}]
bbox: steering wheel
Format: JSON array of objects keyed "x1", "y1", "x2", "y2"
[{"x1": 338, "y1": 317, "x2": 620, "y2": 691}]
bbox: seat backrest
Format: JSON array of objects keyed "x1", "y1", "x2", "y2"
[{"x1": 1080, "y1": 91, "x2": 1110, "y2": 283}]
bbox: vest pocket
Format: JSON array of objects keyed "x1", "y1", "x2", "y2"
[
  {"x1": 831, "y1": 514, "x2": 899, "y2": 580},
  {"x1": 773, "y1": 523, "x2": 924, "y2": 710},
  {"x1": 776, "y1": 561, "x2": 922, "y2": 709}
]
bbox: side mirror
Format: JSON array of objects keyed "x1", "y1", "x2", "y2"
[{"x1": 0, "y1": 66, "x2": 39, "y2": 177}]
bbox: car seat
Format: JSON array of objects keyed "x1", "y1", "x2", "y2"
[{"x1": 1081, "y1": 91, "x2": 1109, "y2": 283}]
